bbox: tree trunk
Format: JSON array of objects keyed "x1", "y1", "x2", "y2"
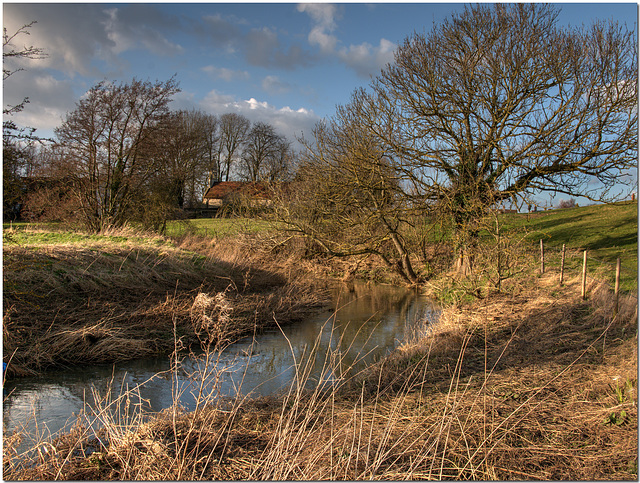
[
  {"x1": 390, "y1": 232, "x2": 419, "y2": 284},
  {"x1": 453, "y1": 227, "x2": 478, "y2": 276}
]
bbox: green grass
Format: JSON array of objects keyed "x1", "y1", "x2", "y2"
[
  {"x1": 164, "y1": 217, "x2": 276, "y2": 238},
  {"x1": 3, "y1": 226, "x2": 171, "y2": 248},
  {"x1": 2, "y1": 217, "x2": 276, "y2": 246},
  {"x1": 503, "y1": 201, "x2": 638, "y2": 291}
]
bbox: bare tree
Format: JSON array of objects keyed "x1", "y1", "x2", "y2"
[
  {"x1": 240, "y1": 122, "x2": 293, "y2": 182},
  {"x1": 3, "y1": 21, "x2": 48, "y2": 220},
  {"x1": 55, "y1": 78, "x2": 180, "y2": 231},
  {"x1": 201, "y1": 113, "x2": 220, "y2": 186},
  {"x1": 338, "y1": 4, "x2": 637, "y2": 274},
  {"x1": 264, "y1": 136, "x2": 295, "y2": 182},
  {"x1": 153, "y1": 109, "x2": 210, "y2": 209},
  {"x1": 275, "y1": 100, "x2": 423, "y2": 284},
  {"x1": 218, "y1": 113, "x2": 250, "y2": 182}
]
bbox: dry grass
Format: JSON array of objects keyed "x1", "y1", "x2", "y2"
[
  {"x1": 4, "y1": 269, "x2": 636, "y2": 480},
  {"x1": 3, "y1": 230, "x2": 329, "y2": 376}
]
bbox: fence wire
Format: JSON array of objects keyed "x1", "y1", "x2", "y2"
[{"x1": 535, "y1": 239, "x2": 638, "y2": 299}]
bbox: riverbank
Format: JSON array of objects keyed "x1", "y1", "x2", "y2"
[
  {"x1": 2, "y1": 227, "x2": 330, "y2": 377},
  {"x1": 4, "y1": 269, "x2": 636, "y2": 480},
  {"x1": 3, "y1": 208, "x2": 637, "y2": 479}
]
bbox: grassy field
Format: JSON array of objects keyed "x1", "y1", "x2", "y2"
[
  {"x1": 3, "y1": 217, "x2": 276, "y2": 239},
  {"x1": 503, "y1": 201, "x2": 637, "y2": 291},
  {"x1": 164, "y1": 217, "x2": 276, "y2": 238}
]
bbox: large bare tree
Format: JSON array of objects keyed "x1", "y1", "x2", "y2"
[
  {"x1": 296, "y1": 4, "x2": 637, "y2": 274},
  {"x1": 218, "y1": 113, "x2": 250, "y2": 182},
  {"x1": 55, "y1": 78, "x2": 180, "y2": 231},
  {"x1": 241, "y1": 122, "x2": 294, "y2": 182}
]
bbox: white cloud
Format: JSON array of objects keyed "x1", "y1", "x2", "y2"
[
  {"x1": 297, "y1": 3, "x2": 339, "y2": 54},
  {"x1": 308, "y1": 27, "x2": 338, "y2": 54},
  {"x1": 297, "y1": 3, "x2": 396, "y2": 78},
  {"x1": 199, "y1": 90, "x2": 320, "y2": 147},
  {"x1": 297, "y1": 4, "x2": 339, "y2": 31},
  {"x1": 338, "y1": 38, "x2": 396, "y2": 78},
  {"x1": 200, "y1": 90, "x2": 238, "y2": 110}
]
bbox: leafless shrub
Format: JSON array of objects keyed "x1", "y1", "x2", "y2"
[{"x1": 558, "y1": 198, "x2": 576, "y2": 209}]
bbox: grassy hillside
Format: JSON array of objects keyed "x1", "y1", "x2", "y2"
[
  {"x1": 503, "y1": 201, "x2": 637, "y2": 291},
  {"x1": 515, "y1": 201, "x2": 636, "y2": 262}
]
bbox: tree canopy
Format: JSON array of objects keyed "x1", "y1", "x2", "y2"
[{"x1": 287, "y1": 3, "x2": 637, "y2": 275}]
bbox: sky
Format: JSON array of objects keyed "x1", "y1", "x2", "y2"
[{"x1": 2, "y1": 2, "x2": 638, "y2": 155}]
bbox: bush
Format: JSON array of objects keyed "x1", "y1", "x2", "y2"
[{"x1": 558, "y1": 198, "x2": 576, "y2": 209}]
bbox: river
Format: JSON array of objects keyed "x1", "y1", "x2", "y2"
[{"x1": 3, "y1": 282, "x2": 437, "y2": 455}]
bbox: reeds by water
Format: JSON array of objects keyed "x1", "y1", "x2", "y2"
[
  {"x1": 4, "y1": 270, "x2": 637, "y2": 480},
  {"x1": 3, "y1": 229, "x2": 330, "y2": 376}
]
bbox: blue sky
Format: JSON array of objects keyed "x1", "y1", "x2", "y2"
[{"x1": 3, "y1": 2, "x2": 638, "y2": 151}]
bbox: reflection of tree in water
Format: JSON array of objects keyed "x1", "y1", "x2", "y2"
[
  {"x1": 231, "y1": 282, "x2": 435, "y2": 388},
  {"x1": 4, "y1": 282, "x2": 438, "y2": 453}
]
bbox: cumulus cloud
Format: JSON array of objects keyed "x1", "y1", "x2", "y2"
[
  {"x1": 297, "y1": 3, "x2": 396, "y2": 78},
  {"x1": 297, "y1": 3, "x2": 339, "y2": 29},
  {"x1": 297, "y1": 3, "x2": 340, "y2": 53},
  {"x1": 199, "y1": 90, "x2": 320, "y2": 147},
  {"x1": 338, "y1": 38, "x2": 396, "y2": 78}
]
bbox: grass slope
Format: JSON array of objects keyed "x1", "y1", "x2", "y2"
[
  {"x1": 503, "y1": 201, "x2": 637, "y2": 291},
  {"x1": 515, "y1": 201, "x2": 637, "y2": 263}
]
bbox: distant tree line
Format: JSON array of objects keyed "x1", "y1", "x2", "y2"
[{"x1": 4, "y1": 61, "x2": 296, "y2": 230}]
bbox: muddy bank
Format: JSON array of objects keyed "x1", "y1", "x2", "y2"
[{"x1": 3, "y1": 233, "x2": 330, "y2": 377}]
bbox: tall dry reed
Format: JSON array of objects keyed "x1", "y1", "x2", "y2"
[{"x1": 3, "y1": 270, "x2": 637, "y2": 480}]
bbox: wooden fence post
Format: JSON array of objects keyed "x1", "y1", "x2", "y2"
[
  {"x1": 559, "y1": 244, "x2": 566, "y2": 285},
  {"x1": 581, "y1": 250, "x2": 588, "y2": 300},
  {"x1": 615, "y1": 257, "x2": 621, "y2": 315},
  {"x1": 540, "y1": 239, "x2": 545, "y2": 274}
]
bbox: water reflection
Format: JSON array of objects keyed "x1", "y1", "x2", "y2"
[{"x1": 3, "y1": 282, "x2": 437, "y2": 454}]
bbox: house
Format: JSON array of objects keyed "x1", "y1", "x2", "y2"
[{"x1": 202, "y1": 181, "x2": 272, "y2": 208}]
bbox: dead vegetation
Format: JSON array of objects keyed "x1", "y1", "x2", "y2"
[
  {"x1": 4, "y1": 269, "x2": 636, "y2": 480},
  {"x1": 2, "y1": 230, "x2": 330, "y2": 377}
]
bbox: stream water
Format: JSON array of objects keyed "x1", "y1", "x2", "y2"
[{"x1": 3, "y1": 282, "x2": 437, "y2": 455}]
